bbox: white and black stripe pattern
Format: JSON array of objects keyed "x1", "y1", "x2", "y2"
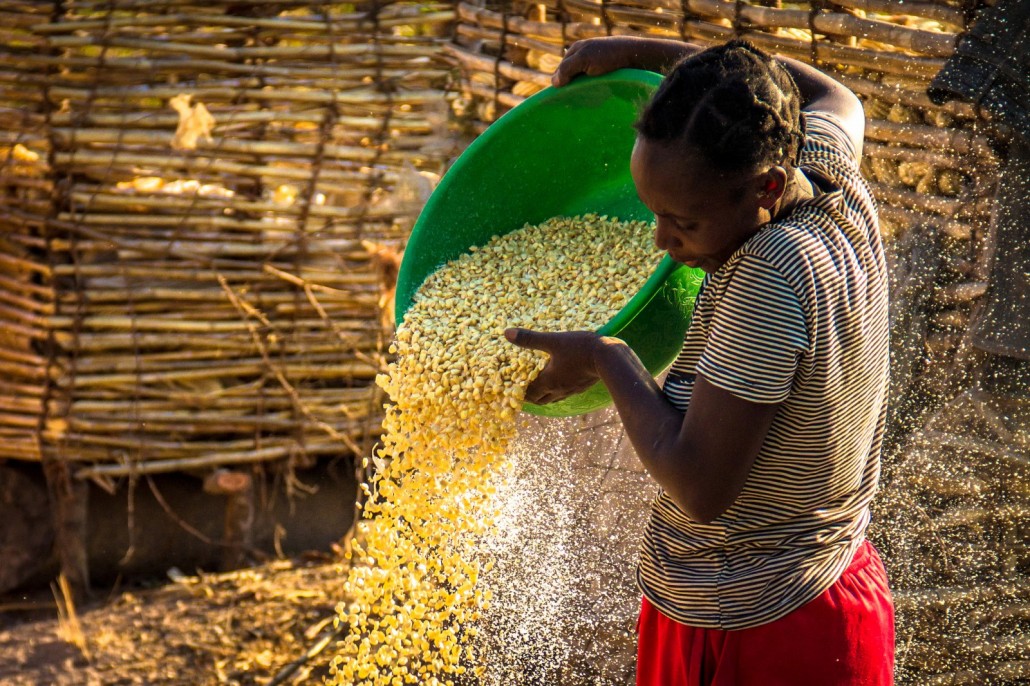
[{"x1": 637, "y1": 112, "x2": 890, "y2": 630}]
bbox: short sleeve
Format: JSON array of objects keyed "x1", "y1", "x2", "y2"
[
  {"x1": 798, "y1": 111, "x2": 860, "y2": 172},
  {"x1": 696, "y1": 254, "x2": 810, "y2": 404}
]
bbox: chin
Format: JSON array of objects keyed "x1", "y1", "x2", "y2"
[{"x1": 687, "y1": 259, "x2": 716, "y2": 273}]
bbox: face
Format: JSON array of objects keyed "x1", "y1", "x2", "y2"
[{"x1": 630, "y1": 137, "x2": 780, "y2": 273}]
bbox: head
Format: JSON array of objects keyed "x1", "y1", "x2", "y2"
[{"x1": 630, "y1": 40, "x2": 804, "y2": 272}]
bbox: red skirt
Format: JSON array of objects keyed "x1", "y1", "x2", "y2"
[{"x1": 637, "y1": 540, "x2": 895, "y2": 686}]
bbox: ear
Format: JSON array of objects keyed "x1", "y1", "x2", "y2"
[{"x1": 756, "y1": 167, "x2": 789, "y2": 210}]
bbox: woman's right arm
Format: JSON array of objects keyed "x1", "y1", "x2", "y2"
[
  {"x1": 551, "y1": 37, "x2": 704, "y2": 86},
  {"x1": 774, "y1": 56, "x2": 866, "y2": 158},
  {"x1": 553, "y1": 37, "x2": 865, "y2": 158}
]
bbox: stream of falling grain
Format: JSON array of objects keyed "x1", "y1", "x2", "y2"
[{"x1": 327, "y1": 215, "x2": 663, "y2": 685}]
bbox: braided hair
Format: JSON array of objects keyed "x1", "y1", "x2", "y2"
[{"x1": 635, "y1": 40, "x2": 805, "y2": 174}]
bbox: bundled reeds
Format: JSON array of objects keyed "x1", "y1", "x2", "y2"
[
  {"x1": 0, "y1": 0, "x2": 458, "y2": 482},
  {"x1": 1, "y1": 1, "x2": 56, "y2": 465}
]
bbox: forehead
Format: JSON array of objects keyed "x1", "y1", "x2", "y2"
[{"x1": 630, "y1": 137, "x2": 743, "y2": 213}]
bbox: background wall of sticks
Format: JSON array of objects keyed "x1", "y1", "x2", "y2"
[
  {"x1": 448, "y1": 2, "x2": 1027, "y2": 684},
  {"x1": 0, "y1": 0, "x2": 462, "y2": 585},
  {"x1": 1, "y1": 0, "x2": 458, "y2": 476}
]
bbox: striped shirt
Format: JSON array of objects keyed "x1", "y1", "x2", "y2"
[{"x1": 637, "y1": 112, "x2": 890, "y2": 630}]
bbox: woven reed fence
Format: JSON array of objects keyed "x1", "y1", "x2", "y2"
[
  {"x1": 0, "y1": 0, "x2": 459, "y2": 583},
  {"x1": 447, "y1": 2, "x2": 1028, "y2": 684}
]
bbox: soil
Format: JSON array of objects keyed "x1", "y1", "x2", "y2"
[{"x1": 0, "y1": 554, "x2": 356, "y2": 686}]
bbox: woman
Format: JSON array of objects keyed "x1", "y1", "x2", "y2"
[{"x1": 506, "y1": 38, "x2": 895, "y2": 685}]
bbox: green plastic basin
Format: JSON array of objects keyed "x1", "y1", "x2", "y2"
[{"x1": 395, "y1": 69, "x2": 703, "y2": 417}]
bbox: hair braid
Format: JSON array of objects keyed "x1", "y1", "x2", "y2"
[{"x1": 635, "y1": 40, "x2": 804, "y2": 173}]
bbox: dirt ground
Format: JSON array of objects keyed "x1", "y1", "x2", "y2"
[{"x1": 0, "y1": 555, "x2": 355, "y2": 686}]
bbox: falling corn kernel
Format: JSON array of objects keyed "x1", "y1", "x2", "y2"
[{"x1": 328, "y1": 215, "x2": 662, "y2": 685}]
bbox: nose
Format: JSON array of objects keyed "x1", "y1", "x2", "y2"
[{"x1": 654, "y1": 218, "x2": 683, "y2": 253}]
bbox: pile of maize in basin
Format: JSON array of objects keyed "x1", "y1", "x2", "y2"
[{"x1": 328, "y1": 215, "x2": 663, "y2": 685}]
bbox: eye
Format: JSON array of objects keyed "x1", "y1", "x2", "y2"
[{"x1": 658, "y1": 213, "x2": 694, "y2": 232}]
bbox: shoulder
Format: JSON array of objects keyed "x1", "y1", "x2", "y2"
[
  {"x1": 709, "y1": 236, "x2": 811, "y2": 324},
  {"x1": 734, "y1": 222, "x2": 817, "y2": 283},
  {"x1": 730, "y1": 218, "x2": 841, "y2": 313}
]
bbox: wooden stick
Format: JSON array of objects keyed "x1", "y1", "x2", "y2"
[
  {"x1": 57, "y1": 330, "x2": 377, "y2": 353},
  {"x1": 866, "y1": 120, "x2": 996, "y2": 157},
  {"x1": 826, "y1": 0, "x2": 966, "y2": 27},
  {"x1": 876, "y1": 205, "x2": 975, "y2": 240},
  {"x1": 67, "y1": 348, "x2": 376, "y2": 374},
  {"x1": 461, "y1": 0, "x2": 948, "y2": 77},
  {"x1": 34, "y1": 8, "x2": 454, "y2": 34},
  {"x1": 58, "y1": 286, "x2": 371, "y2": 306},
  {"x1": 66, "y1": 414, "x2": 370, "y2": 434},
  {"x1": 53, "y1": 150, "x2": 404, "y2": 185},
  {"x1": 460, "y1": 81, "x2": 527, "y2": 110},
  {"x1": 46, "y1": 313, "x2": 378, "y2": 333},
  {"x1": 68, "y1": 391, "x2": 375, "y2": 413},
  {"x1": 54, "y1": 359, "x2": 377, "y2": 388},
  {"x1": 46, "y1": 232, "x2": 373, "y2": 257},
  {"x1": 0, "y1": 410, "x2": 39, "y2": 429},
  {"x1": 834, "y1": 73, "x2": 977, "y2": 120},
  {"x1": 48, "y1": 263, "x2": 379, "y2": 284},
  {"x1": 216, "y1": 274, "x2": 369, "y2": 455},
  {"x1": 0, "y1": 443, "x2": 41, "y2": 460},
  {"x1": 868, "y1": 182, "x2": 991, "y2": 219},
  {"x1": 455, "y1": 24, "x2": 564, "y2": 57},
  {"x1": 863, "y1": 142, "x2": 984, "y2": 171},
  {"x1": 0, "y1": 394, "x2": 42, "y2": 413},
  {"x1": 49, "y1": 108, "x2": 435, "y2": 131},
  {"x1": 0, "y1": 378, "x2": 46, "y2": 397},
  {"x1": 0, "y1": 357, "x2": 46, "y2": 381},
  {"x1": 52, "y1": 213, "x2": 401, "y2": 234},
  {"x1": 51, "y1": 128, "x2": 430, "y2": 164},
  {"x1": 0, "y1": 345, "x2": 46, "y2": 368},
  {"x1": 445, "y1": 45, "x2": 553, "y2": 87},
  {"x1": 72, "y1": 441, "x2": 358, "y2": 479},
  {"x1": 0, "y1": 287, "x2": 54, "y2": 316},
  {"x1": 44, "y1": 33, "x2": 443, "y2": 60}
]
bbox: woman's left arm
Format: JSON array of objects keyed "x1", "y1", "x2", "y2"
[{"x1": 506, "y1": 329, "x2": 779, "y2": 524}]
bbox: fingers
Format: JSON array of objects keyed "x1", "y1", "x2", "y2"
[
  {"x1": 524, "y1": 382, "x2": 549, "y2": 405},
  {"x1": 551, "y1": 40, "x2": 589, "y2": 87},
  {"x1": 524, "y1": 376, "x2": 564, "y2": 405},
  {"x1": 504, "y1": 327, "x2": 553, "y2": 351},
  {"x1": 524, "y1": 376, "x2": 594, "y2": 405}
]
